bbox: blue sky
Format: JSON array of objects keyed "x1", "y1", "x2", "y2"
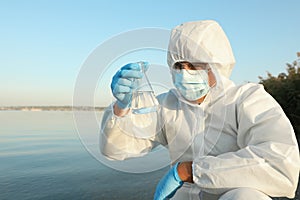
[{"x1": 0, "y1": 0, "x2": 299, "y2": 106}]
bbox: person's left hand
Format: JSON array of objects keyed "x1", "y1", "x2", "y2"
[{"x1": 153, "y1": 162, "x2": 183, "y2": 200}]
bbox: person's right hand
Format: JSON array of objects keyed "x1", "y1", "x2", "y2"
[
  {"x1": 111, "y1": 62, "x2": 148, "y2": 109},
  {"x1": 154, "y1": 162, "x2": 183, "y2": 200}
]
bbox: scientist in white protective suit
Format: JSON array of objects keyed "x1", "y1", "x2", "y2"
[{"x1": 100, "y1": 20, "x2": 300, "y2": 200}]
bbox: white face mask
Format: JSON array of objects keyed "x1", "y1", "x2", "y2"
[{"x1": 172, "y1": 69, "x2": 210, "y2": 101}]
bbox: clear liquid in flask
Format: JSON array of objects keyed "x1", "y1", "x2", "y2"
[
  {"x1": 132, "y1": 91, "x2": 158, "y2": 114},
  {"x1": 131, "y1": 62, "x2": 159, "y2": 115}
]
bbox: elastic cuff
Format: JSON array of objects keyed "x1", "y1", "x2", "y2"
[
  {"x1": 192, "y1": 162, "x2": 196, "y2": 183},
  {"x1": 192, "y1": 160, "x2": 202, "y2": 184}
]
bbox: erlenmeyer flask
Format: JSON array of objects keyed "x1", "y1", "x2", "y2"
[
  {"x1": 131, "y1": 62, "x2": 159, "y2": 114},
  {"x1": 129, "y1": 61, "x2": 160, "y2": 138}
]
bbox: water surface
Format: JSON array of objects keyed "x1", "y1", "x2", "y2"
[{"x1": 0, "y1": 111, "x2": 167, "y2": 200}]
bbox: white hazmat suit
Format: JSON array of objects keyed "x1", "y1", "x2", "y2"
[{"x1": 100, "y1": 20, "x2": 300, "y2": 199}]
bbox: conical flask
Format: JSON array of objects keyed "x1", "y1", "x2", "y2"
[
  {"x1": 129, "y1": 61, "x2": 160, "y2": 138},
  {"x1": 131, "y1": 62, "x2": 159, "y2": 114}
]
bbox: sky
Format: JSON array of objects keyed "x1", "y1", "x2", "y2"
[{"x1": 0, "y1": 0, "x2": 299, "y2": 106}]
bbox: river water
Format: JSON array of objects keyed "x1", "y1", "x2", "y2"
[{"x1": 0, "y1": 111, "x2": 167, "y2": 200}]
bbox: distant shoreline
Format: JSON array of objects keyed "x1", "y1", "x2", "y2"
[{"x1": 0, "y1": 106, "x2": 105, "y2": 111}]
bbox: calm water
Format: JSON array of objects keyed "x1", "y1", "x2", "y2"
[{"x1": 0, "y1": 111, "x2": 167, "y2": 200}]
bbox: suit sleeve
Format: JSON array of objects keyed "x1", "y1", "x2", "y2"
[
  {"x1": 100, "y1": 103, "x2": 167, "y2": 160},
  {"x1": 192, "y1": 84, "x2": 300, "y2": 198}
]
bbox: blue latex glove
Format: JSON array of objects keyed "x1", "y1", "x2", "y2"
[
  {"x1": 111, "y1": 62, "x2": 149, "y2": 109},
  {"x1": 154, "y1": 162, "x2": 183, "y2": 200}
]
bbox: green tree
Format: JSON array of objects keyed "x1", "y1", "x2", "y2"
[{"x1": 259, "y1": 59, "x2": 300, "y2": 143}]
